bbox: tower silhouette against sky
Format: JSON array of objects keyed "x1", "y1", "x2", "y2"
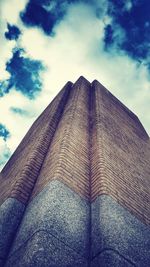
[{"x1": 0, "y1": 76, "x2": 150, "y2": 267}]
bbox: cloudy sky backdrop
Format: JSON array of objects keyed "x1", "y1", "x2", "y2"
[{"x1": 0, "y1": 0, "x2": 150, "y2": 170}]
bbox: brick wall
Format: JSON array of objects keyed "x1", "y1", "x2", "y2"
[{"x1": 0, "y1": 77, "x2": 150, "y2": 225}]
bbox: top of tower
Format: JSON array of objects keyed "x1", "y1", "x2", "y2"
[
  {"x1": 71, "y1": 76, "x2": 149, "y2": 139},
  {"x1": 74, "y1": 75, "x2": 90, "y2": 85}
]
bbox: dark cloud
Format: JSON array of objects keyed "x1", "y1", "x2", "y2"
[
  {"x1": 10, "y1": 107, "x2": 32, "y2": 117},
  {"x1": 104, "y1": 24, "x2": 114, "y2": 50},
  {"x1": 5, "y1": 23, "x2": 21, "y2": 40},
  {"x1": 20, "y1": 0, "x2": 83, "y2": 35},
  {"x1": 0, "y1": 124, "x2": 10, "y2": 141},
  {"x1": 0, "y1": 80, "x2": 10, "y2": 97},
  {"x1": 0, "y1": 141, "x2": 11, "y2": 168},
  {"x1": 0, "y1": 48, "x2": 45, "y2": 99},
  {"x1": 20, "y1": 0, "x2": 66, "y2": 35},
  {"x1": 1, "y1": 147, "x2": 11, "y2": 162},
  {"x1": 104, "y1": 0, "x2": 150, "y2": 66}
]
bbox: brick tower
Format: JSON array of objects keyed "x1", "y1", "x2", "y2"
[{"x1": 0, "y1": 76, "x2": 150, "y2": 267}]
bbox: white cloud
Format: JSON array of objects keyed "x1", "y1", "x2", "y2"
[
  {"x1": 0, "y1": 89, "x2": 34, "y2": 153},
  {"x1": 0, "y1": 0, "x2": 28, "y2": 25},
  {"x1": 0, "y1": 137, "x2": 11, "y2": 170}
]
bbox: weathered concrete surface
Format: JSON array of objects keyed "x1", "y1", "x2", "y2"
[
  {"x1": 5, "y1": 180, "x2": 90, "y2": 266},
  {"x1": 91, "y1": 195, "x2": 150, "y2": 267},
  {"x1": 5, "y1": 231, "x2": 88, "y2": 267},
  {"x1": 91, "y1": 249, "x2": 135, "y2": 267},
  {"x1": 0, "y1": 198, "x2": 25, "y2": 263}
]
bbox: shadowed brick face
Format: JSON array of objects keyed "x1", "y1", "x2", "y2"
[
  {"x1": 91, "y1": 81, "x2": 150, "y2": 225},
  {"x1": 0, "y1": 76, "x2": 150, "y2": 266}
]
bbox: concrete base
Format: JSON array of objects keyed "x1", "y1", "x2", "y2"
[
  {"x1": 0, "y1": 198, "x2": 25, "y2": 264},
  {"x1": 91, "y1": 195, "x2": 150, "y2": 267},
  {"x1": 6, "y1": 180, "x2": 90, "y2": 266},
  {"x1": 5, "y1": 230, "x2": 88, "y2": 267},
  {"x1": 3, "y1": 189, "x2": 150, "y2": 266},
  {"x1": 91, "y1": 249, "x2": 134, "y2": 267}
]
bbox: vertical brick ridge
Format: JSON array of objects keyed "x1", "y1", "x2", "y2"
[
  {"x1": 31, "y1": 77, "x2": 91, "y2": 200},
  {"x1": 0, "y1": 82, "x2": 72, "y2": 205},
  {"x1": 88, "y1": 80, "x2": 94, "y2": 265},
  {"x1": 91, "y1": 80, "x2": 150, "y2": 225},
  {"x1": 90, "y1": 82, "x2": 106, "y2": 202}
]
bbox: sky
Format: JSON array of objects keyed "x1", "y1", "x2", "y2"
[{"x1": 0, "y1": 0, "x2": 150, "y2": 170}]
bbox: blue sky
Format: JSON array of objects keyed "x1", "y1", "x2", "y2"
[{"x1": 0, "y1": 0, "x2": 150, "y2": 170}]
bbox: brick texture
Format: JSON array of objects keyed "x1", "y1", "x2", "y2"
[
  {"x1": 31, "y1": 77, "x2": 91, "y2": 200},
  {"x1": 91, "y1": 80, "x2": 150, "y2": 225},
  {"x1": 0, "y1": 77, "x2": 150, "y2": 225}
]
